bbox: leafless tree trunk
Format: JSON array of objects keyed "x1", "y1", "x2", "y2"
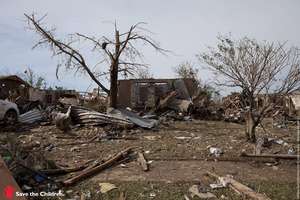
[
  {"x1": 77, "y1": 24, "x2": 167, "y2": 108},
  {"x1": 109, "y1": 30, "x2": 120, "y2": 107},
  {"x1": 25, "y1": 14, "x2": 168, "y2": 108},
  {"x1": 245, "y1": 111, "x2": 257, "y2": 142}
]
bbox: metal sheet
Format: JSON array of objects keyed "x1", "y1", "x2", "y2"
[
  {"x1": 108, "y1": 108, "x2": 158, "y2": 129},
  {"x1": 71, "y1": 106, "x2": 133, "y2": 126},
  {"x1": 19, "y1": 109, "x2": 44, "y2": 124}
]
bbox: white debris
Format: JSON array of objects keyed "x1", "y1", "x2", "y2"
[
  {"x1": 288, "y1": 147, "x2": 296, "y2": 155},
  {"x1": 175, "y1": 136, "x2": 192, "y2": 140},
  {"x1": 99, "y1": 183, "x2": 117, "y2": 193},
  {"x1": 209, "y1": 147, "x2": 223, "y2": 157},
  {"x1": 210, "y1": 176, "x2": 231, "y2": 189},
  {"x1": 149, "y1": 192, "x2": 156, "y2": 198},
  {"x1": 271, "y1": 138, "x2": 288, "y2": 146}
]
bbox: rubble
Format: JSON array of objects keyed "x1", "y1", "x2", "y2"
[
  {"x1": 221, "y1": 93, "x2": 244, "y2": 122},
  {"x1": 0, "y1": 142, "x2": 61, "y2": 194},
  {"x1": 0, "y1": 155, "x2": 27, "y2": 200},
  {"x1": 0, "y1": 75, "x2": 298, "y2": 199}
]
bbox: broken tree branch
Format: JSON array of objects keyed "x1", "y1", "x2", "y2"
[{"x1": 62, "y1": 147, "x2": 133, "y2": 186}]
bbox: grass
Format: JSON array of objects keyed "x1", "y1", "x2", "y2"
[{"x1": 60, "y1": 180, "x2": 297, "y2": 200}]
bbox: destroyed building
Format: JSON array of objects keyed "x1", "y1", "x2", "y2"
[
  {"x1": 0, "y1": 75, "x2": 30, "y2": 100},
  {"x1": 117, "y1": 78, "x2": 198, "y2": 111},
  {"x1": 33, "y1": 89, "x2": 79, "y2": 106},
  {"x1": 222, "y1": 91, "x2": 300, "y2": 122}
]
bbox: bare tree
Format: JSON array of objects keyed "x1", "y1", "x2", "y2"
[
  {"x1": 134, "y1": 68, "x2": 154, "y2": 79},
  {"x1": 199, "y1": 35, "x2": 300, "y2": 142},
  {"x1": 173, "y1": 61, "x2": 200, "y2": 83},
  {"x1": 173, "y1": 61, "x2": 201, "y2": 97},
  {"x1": 22, "y1": 67, "x2": 47, "y2": 89},
  {"x1": 25, "y1": 14, "x2": 167, "y2": 108}
]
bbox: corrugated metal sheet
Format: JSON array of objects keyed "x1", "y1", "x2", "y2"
[
  {"x1": 71, "y1": 106, "x2": 133, "y2": 126},
  {"x1": 19, "y1": 109, "x2": 44, "y2": 124},
  {"x1": 108, "y1": 108, "x2": 158, "y2": 129}
]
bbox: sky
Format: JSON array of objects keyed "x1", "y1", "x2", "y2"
[{"x1": 1, "y1": 0, "x2": 300, "y2": 93}]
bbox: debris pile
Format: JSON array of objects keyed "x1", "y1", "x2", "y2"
[
  {"x1": 0, "y1": 140, "x2": 137, "y2": 194},
  {"x1": 0, "y1": 141, "x2": 61, "y2": 193},
  {"x1": 221, "y1": 93, "x2": 245, "y2": 122}
]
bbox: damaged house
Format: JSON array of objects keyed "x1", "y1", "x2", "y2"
[
  {"x1": 0, "y1": 75, "x2": 80, "y2": 110},
  {"x1": 0, "y1": 75, "x2": 30, "y2": 101},
  {"x1": 117, "y1": 78, "x2": 198, "y2": 112}
]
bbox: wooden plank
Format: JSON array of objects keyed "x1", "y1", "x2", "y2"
[
  {"x1": 241, "y1": 152, "x2": 298, "y2": 159},
  {"x1": 63, "y1": 147, "x2": 133, "y2": 186},
  {"x1": 137, "y1": 152, "x2": 149, "y2": 171},
  {"x1": 206, "y1": 171, "x2": 271, "y2": 200},
  {"x1": 229, "y1": 177, "x2": 271, "y2": 200}
]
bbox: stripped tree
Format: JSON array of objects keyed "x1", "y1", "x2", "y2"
[
  {"x1": 25, "y1": 14, "x2": 167, "y2": 108},
  {"x1": 199, "y1": 36, "x2": 300, "y2": 142},
  {"x1": 22, "y1": 67, "x2": 47, "y2": 89}
]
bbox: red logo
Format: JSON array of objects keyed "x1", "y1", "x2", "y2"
[{"x1": 4, "y1": 185, "x2": 15, "y2": 199}]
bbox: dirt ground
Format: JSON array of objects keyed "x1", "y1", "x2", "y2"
[{"x1": 0, "y1": 119, "x2": 298, "y2": 200}]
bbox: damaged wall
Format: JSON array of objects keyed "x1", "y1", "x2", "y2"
[
  {"x1": 117, "y1": 78, "x2": 196, "y2": 110},
  {"x1": 0, "y1": 75, "x2": 30, "y2": 100}
]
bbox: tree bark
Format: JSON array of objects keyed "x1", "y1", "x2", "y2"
[
  {"x1": 245, "y1": 111, "x2": 257, "y2": 142},
  {"x1": 109, "y1": 62, "x2": 119, "y2": 108},
  {"x1": 109, "y1": 30, "x2": 120, "y2": 108}
]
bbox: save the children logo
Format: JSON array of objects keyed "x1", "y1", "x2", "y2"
[
  {"x1": 3, "y1": 185, "x2": 15, "y2": 199},
  {"x1": 3, "y1": 185, "x2": 65, "y2": 198}
]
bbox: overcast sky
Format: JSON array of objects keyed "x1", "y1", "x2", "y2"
[{"x1": 1, "y1": 0, "x2": 300, "y2": 93}]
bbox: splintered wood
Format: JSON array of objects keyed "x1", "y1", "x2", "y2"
[
  {"x1": 137, "y1": 152, "x2": 149, "y2": 171},
  {"x1": 63, "y1": 147, "x2": 133, "y2": 186},
  {"x1": 206, "y1": 171, "x2": 271, "y2": 200}
]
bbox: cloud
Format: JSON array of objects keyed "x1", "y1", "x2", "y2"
[{"x1": 0, "y1": 0, "x2": 300, "y2": 93}]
